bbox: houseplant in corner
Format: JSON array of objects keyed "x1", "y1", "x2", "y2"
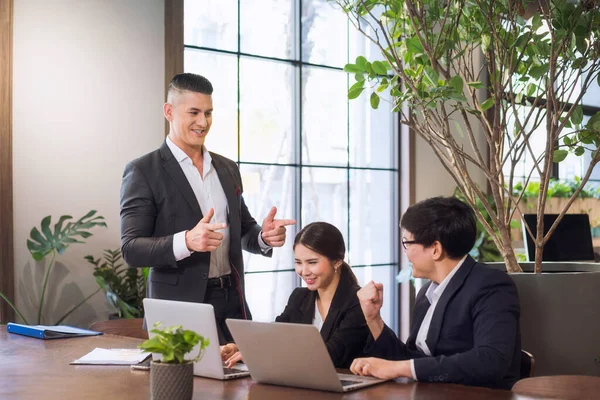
[
  {"x1": 139, "y1": 323, "x2": 210, "y2": 400},
  {"x1": 85, "y1": 249, "x2": 148, "y2": 319},
  {"x1": 336, "y1": 0, "x2": 600, "y2": 375},
  {"x1": 0, "y1": 210, "x2": 106, "y2": 325}
]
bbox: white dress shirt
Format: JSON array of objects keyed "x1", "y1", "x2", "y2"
[
  {"x1": 166, "y1": 137, "x2": 269, "y2": 278},
  {"x1": 409, "y1": 255, "x2": 467, "y2": 380},
  {"x1": 313, "y1": 299, "x2": 324, "y2": 331}
]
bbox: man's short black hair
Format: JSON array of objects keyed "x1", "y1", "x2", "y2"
[
  {"x1": 168, "y1": 73, "x2": 213, "y2": 98},
  {"x1": 400, "y1": 196, "x2": 477, "y2": 259}
]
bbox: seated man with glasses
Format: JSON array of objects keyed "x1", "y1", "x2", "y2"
[{"x1": 350, "y1": 196, "x2": 521, "y2": 390}]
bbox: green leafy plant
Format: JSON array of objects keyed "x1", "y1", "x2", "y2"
[
  {"x1": 85, "y1": 249, "x2": 148, "y2": 319},
  {"x1": 139, "y1": 323, "x2": 210, "y2": 364},
  {"x1": 0, "y1": 210, "x2": 106, "y2": 324},
  {"x1": 337, "y1": 0, "x2": 600, "y2": 273},
  {"x1": 512, "y1": 177, "x2": 600, "y2": 199}
]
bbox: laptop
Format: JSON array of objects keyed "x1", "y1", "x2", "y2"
[
  {"x1": 226, "y1": 319, "x2": 386, "y2": 392},
  {"x1": 143, "y1": 298, "x2": 250, "y2": 380}
]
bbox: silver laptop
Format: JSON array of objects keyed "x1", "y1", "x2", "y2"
[
  {"x1": 143, "y1": 298, "x2": 250, "y2": 380},
  {"x1": 226, "y1": 319, "x2": 386, "y2": 392}
]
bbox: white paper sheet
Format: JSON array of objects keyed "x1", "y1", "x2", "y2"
[{"x1": 70, "y1": 348, "x2": 151, "y2": 365}]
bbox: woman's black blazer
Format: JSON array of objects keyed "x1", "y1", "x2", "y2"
[{"x1": 275, "y1": 268, "x2": 368, "y2": 368}]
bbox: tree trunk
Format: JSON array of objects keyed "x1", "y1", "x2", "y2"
[
  {"x1": 502, "y1": 247, "x2": 523, "y2": 273},
  {"x1": 498, "y1": 225, "x2": 523, "y2": 272},
  {"x1": 534, "y1": 245, "x2": 544, "y2": 274}
]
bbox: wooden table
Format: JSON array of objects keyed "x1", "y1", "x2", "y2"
[
  {"x1": 0, "y1": 326, "x2": 542, "y2": 399},
  {"x1": 512, "y1": 375, "x2": 600, "y2": 399}
]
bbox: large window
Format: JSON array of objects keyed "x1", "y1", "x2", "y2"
[{"x1": 184, "y1": 0, "x2": 399, "y2": 327}]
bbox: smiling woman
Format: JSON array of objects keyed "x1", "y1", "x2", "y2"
[
  {"x1": 221, "y1": 222, "x2": 369, "y2": 369},
  {"x1": 0, "y1": 0, "x2": 14, "y2": 324}
]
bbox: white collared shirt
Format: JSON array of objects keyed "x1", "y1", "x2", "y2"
[
  {"x1": 410, "y1": 255, "x2": 467, "y2": 380},
  {"x1": 313, "y1": 299, "x2": 324, "y2": 331},
  {"x1": 166, "y1": 137, "x2": 271, "y2": 277},
  {"x1": 167, "y1": 136, "x2": 231, "y2": 278}
]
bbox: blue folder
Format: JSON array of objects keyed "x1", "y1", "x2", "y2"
[{"x1": 7, "y1": 323, "x2": 103, "y2": 339}]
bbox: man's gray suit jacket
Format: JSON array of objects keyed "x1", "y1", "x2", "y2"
[{"x1": 120, "y1": 140, "x2": 271, "y2": 319}]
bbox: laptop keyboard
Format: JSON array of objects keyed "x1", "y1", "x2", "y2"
[
  {"x1": 340, "y1": 379, "x2": 362, "y2": 387},
  {"x1": 223, "y1": 367, "x2": 245, "y2": 375}
]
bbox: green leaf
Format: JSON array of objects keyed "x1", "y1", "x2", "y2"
[
  {"x1": 529, "y1": 64, "x2": 549, "y2": 79},
  {"x1": 467, "y1": 81, "x2": 485, "y2": 89},
  {"x1": 574, "y1": 146, "x2": 585, "y2": 156},
  {"x1": 343, "y1": 63, "x2": 363, "y2": 73},
  {"x1": 480, "y1": 98, "x2": 495, "y2": 111},
  {"x1": 53, "y1": 215, "x2": 72, "y2": 237},
  {"x1": 406, "y1": 36, "x2": 424, "y2": 54},
  {"x1": 423, "y1": 66, "x2": 439, "y2": 86},
  {"x1": 354, "y1": 73, "x2": 365, "y2": 82},
  {"x1": 29, "y1": 227, "x2": 45, "y2": 246},
  {"x1": 40, "y1": 216, "x2": 53, "y2": 242},
  {"x1": 571, "y1": 105, "x2": 583, "y2": 125},
  {"x1": 77, "y1": 210, "x2": 97, "y2": 222},
  {"x1": 348, "y1": 86, "x2": 365, "y2": 100},
  {"x1": 449, "y1": 76, "x2": 463, "y2": 93},
  {"x1": 515, "y1": 93, "x2": 523, "y2": 104},
  {"x1": 580, "y1": 131, "x2": 595, "y2": 145},
  {"x1": 563, "y1": 136, "x2": 572, "y2": 146},
  {"x1": 372, "y1": 61, "x2": 388, "y2": 75},
  {"x1": 355, "y1": 56, "x2": 367, "y2": 71},
  {"x1": 377, "y1": 82, "x2": 388, "y2": 93},
  {"x1": 75, "y1": 231, "x2": 93, "y2": 239},
  {"x1": 481, "y1": 34, "x2": 491, "y2": 53},
  {"x1": 531, "y1": 13, "x2": 542, "y2": 31},
  {"x1": 370, "y1": 92, "x2": 380, "y2": 109},
  {"x1": 526, "y1": 83, "x2": 536, "y2": 97},
  {"x1": 27, "y1": 211, "x2": 107, "y2": 262},
  {"x1": 553, "y1": 149, "x2": 569, "y2": 163}
]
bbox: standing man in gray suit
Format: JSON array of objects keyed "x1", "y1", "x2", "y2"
[{"x1": 120, "y1": 73, "x2": 295, "y2": 343}]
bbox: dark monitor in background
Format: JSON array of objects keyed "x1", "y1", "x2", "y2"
[{"x1": 522, "y1": 214, "x2": 595, "y2": 261}]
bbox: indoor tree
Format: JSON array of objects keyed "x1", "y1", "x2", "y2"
[{"x1": 336, "y1": 0, "x2": 600, "y2": 272}]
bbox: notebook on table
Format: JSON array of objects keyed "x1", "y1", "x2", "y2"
[
  {"x1": 70, "y1": 348, "x2": 151, "y2": 365},
  {"x1": 6, "y1": 323, "x2": 103, "y2": 340}
]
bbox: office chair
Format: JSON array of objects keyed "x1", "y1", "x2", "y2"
[{"x1": 520, "y1": 349, "x2": 535, "y2": 379}]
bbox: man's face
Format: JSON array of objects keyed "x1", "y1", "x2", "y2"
[
  {"x1": 403, "y1": 230, "x2": 436, "y2": 280},
  {"x1": 164, "y1": 90, "x2": 213, "y2": 150}
]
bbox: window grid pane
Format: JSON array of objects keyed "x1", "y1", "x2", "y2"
[{"x1": 184, "y1": 0, "x2": 399, "y2": 326}]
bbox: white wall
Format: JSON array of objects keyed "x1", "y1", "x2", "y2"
[
  {"x1": 414, "y1": 133, "x2": 488, "y2": 201},
  {"x1": 13, "y1": 0, "x2": 165, "y2": 327}
]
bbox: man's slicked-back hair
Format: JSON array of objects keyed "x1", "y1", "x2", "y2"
[
  {"x1": 167, "y1": 73, "x2": 213, "y2": 101},
  {"x1": 400, "y1": 196, "x2": 477, "y2": 259}
]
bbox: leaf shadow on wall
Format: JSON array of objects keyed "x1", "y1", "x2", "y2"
[{"x1": 19, "y1": 260, "x2": 98, "y2": 327}]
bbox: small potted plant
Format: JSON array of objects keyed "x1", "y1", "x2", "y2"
[{"x1": 138, "y1": 323, "x2": 210, "y2": 400}]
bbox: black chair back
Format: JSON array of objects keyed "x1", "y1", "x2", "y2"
[{"x1": 520, "y1": 349, "x2": 535, "y2": 379}]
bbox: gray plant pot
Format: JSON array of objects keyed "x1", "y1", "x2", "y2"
[
  {"x1": 489, "y1": 262, "x2": 600, "y2": 376},
  {"x1": 150, "y1": 361, "x2": 194, "y2": 400}
]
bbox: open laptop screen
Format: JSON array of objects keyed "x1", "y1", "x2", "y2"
[{"x1": 522, "y1": 213, "x2": 595, "y2": 261}]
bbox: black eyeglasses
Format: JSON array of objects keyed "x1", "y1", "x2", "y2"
[{"x1": 402, "y1": 239, "x2": 419, "y2": 250}]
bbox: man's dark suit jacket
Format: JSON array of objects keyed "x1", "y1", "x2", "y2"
[
  {"x1": 120, "y1": 141, "x2": 271, "y2": 319},
  {"x1": 366, "y1": 256, "x2": 521, "y2": 390},
  {"x1": 275, "y1": 268, "x2": 369, "y2": 369}
]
